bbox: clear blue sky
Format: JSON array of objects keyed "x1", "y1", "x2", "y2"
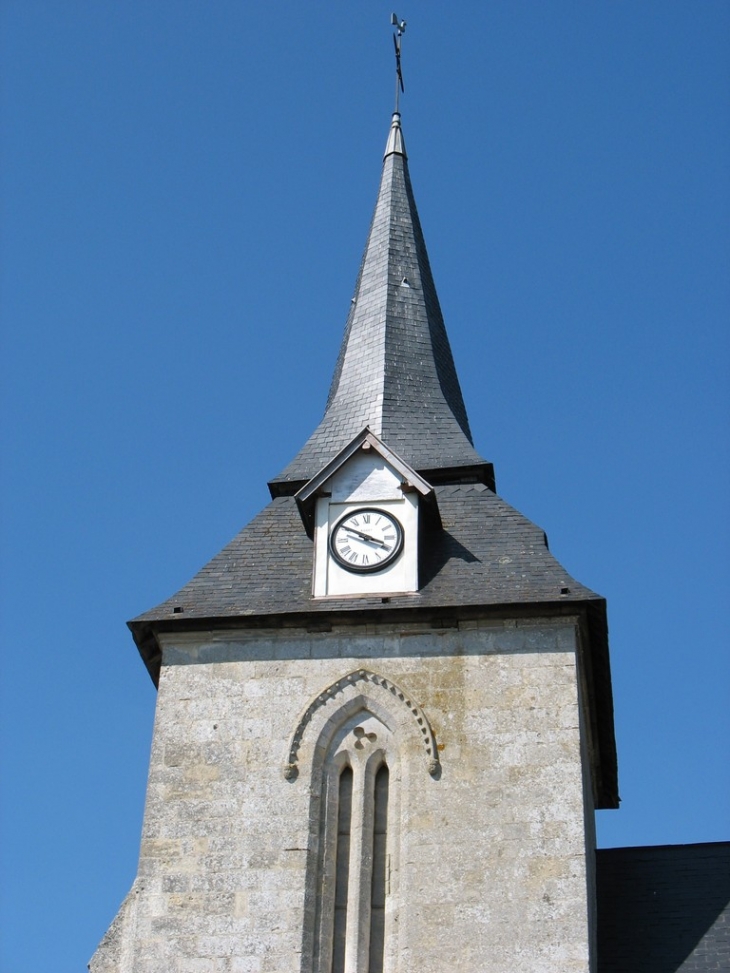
[{"x1": 1, "y1": 3, "x2": 728, "y2": 971}]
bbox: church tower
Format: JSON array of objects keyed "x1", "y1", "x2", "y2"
[{"x1": 91, "y1": 102, "x2": 618, "y2": 973}]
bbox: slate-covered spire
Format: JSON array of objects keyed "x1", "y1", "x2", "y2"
[{"x1": 269, "y1": 113, "x2": 491, "y2": 496}]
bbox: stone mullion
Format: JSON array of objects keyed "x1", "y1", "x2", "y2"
[{"x1": 349, "y1": 755, "x2": 378, "y2": 973}]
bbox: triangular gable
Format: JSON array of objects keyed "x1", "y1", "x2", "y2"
[{"x1": 295, "y1": 427, "x2": 439, "y2": 536}]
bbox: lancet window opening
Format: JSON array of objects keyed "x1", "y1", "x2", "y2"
[
  {"x1": 309, "y1": 711, "x2": 396, "y2": 973},
  {"x1": 332, "y1": 765, "x2": 353, "y2": 973},
  {"x1": 295, "y1": 673, "x2": 437, "y2": 973}
]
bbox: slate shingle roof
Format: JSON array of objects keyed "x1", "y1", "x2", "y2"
[
  {"x1": 597, "y1": 843, "x2": 730, "y2": 973},
  {"x1": 269, "y1": 113, "x2": 487, "y2": 495},
  {"x1": 135, "y1": 485, "x2": 595, "y2": 621}
]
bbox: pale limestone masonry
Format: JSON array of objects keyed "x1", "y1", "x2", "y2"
[{"x1": 91, "y1": 616, "x2": 598, "y2": 973}]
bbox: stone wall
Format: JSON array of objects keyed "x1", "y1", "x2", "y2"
[{"x1": 90, "y1": 616, "x2": 596, "y2": 973}]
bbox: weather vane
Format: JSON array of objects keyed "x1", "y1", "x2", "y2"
[{"x1": 391, "y1": 13, "x2": 407, "y2": 113}]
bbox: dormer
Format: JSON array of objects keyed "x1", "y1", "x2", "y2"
[{"x1": 295, "y1": 428, "x2": 438, "y2": 597}]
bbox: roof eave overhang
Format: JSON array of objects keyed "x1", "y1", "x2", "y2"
[{"x1": 269, "y1": 460, "x2": 496, "y2": 500}]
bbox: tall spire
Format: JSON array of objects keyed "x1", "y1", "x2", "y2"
[{"x1": 269, "y1": 112, "x2": 490, "y2": 495}]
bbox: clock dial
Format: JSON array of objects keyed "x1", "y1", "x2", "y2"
[{"x1": 330, "y1": 508, "x2": 404, "y2": 573}]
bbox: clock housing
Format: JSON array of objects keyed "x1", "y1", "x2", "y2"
[{"x1": 295, "y1": 430, "x2": 436, "y2": 598}]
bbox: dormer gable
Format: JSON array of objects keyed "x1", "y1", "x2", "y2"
[
  {"x1": 296, "y1": 428, "x2": 438, "y2": 598},
  {"x1": 295, "y1": 427, "x2": 438, "y2": 535}
]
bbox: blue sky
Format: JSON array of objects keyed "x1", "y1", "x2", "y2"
[{"x1": 1, "y1": 3, "x2": 728, "y2": 971}]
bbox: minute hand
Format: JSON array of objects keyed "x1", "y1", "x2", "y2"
[{"x1": 345, "y1": 527, "x2": 388, "y2": 547}]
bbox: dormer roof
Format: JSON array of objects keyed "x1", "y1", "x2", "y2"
[
  {"x1": 294, "y1": 427, "x2": 439, "y2": 536},
  {"x1": 269, "y1": 113, "x2": 492, "y2": 497}
]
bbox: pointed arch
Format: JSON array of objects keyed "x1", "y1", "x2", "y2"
[{"x1": 283, "y1": 668, "x2": 440, "y2": 781}]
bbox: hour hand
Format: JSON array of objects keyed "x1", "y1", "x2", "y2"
[{"x1": 345, "y1": 527, "x2": 386, "y2": 547}]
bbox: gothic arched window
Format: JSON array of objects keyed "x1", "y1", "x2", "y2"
[
  {"x1": 287, "y1": 670, "x2": 439, "y2": 973},
  {"x1": 312, "y1": 709, "x2": 395, "y2": 973}
]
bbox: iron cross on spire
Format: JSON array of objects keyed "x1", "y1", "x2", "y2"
[{"x1": 391, "y1": 13, "x2": 407, "y2": 113}]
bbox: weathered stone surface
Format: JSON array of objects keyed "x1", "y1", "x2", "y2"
[{"x1": 90, "y1": 617, "x2": 597, "y2": 972}]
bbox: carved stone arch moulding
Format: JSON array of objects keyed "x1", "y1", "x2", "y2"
[{"x1": 284, "y1": 668, "x2": 440, "y2": 780}]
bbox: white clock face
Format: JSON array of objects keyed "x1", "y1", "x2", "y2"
[{"x1": 330, "y1": 508, "x2": 404, "y2": 573}]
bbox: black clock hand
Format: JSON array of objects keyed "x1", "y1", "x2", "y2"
[{"x1": 344, "y1": 527, "x2": 388, "y2": 548}]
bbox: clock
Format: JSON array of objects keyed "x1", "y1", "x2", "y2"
[{"x1": 330, "y1": 508, "x2": 404, "y2": 573}]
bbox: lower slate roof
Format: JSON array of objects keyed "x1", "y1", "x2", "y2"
[
  {"x1": 133, "y1": 484, "x2": 598, "y2": 621},
  {"x1": 129, "y1": 483, "x2": 618, "y2": 807},
  {"x1": 597, "y1": 843, "x2": 730, "y2": 973}
]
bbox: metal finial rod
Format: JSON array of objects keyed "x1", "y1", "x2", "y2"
[{"x1": 391, "y1": 13, "x2": 406, "y2": 113}]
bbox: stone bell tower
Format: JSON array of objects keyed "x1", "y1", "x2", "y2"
[{"x1": 91, "y1": 107, "x2": 618, "y2": 973}]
